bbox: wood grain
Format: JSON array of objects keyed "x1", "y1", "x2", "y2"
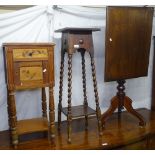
[
  {"x1": 62, "y1": 105, "x2": 96, "y2": 118},
  {"x1": 13, "y1": 48, "x2": 48, "y2": 61},
  {"x1": 0, "y1": 108, "x2": 155, "y2": 150},
  {"x1": 105, "y1": 7, "x2": 154, "y2": 81},
  {"x1": 151, "y1": 36, "x2": 155, "y2": 111},
  {"x1": 20, "y1": 66, "x2": 43, "y2": 81},
  {"x1": 17, "y1": 118, "x2": 48, "y2": 135}
]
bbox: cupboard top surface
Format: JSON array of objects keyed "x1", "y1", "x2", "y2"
[
  {"x1": 3, "y1": 42, "x2": 55, "y2": 46},
  {"x1": 55, "y1": 27, "x2": 101, "y2": 33}
]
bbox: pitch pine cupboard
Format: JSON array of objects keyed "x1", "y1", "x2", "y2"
[{"x1": 3, "y1": 43, "x2": 55, "y2": 148}]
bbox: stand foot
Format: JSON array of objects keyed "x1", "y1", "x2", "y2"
[
  {"x1": 13, "y1": 144, "x2": 18, "y2": 149},
  {"x1": 68, "y1": 138, "x2": 71, "y2": 144}
]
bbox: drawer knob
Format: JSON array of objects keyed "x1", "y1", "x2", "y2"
[
  {"x1": 79, "y1": 39, "x2": 84, "y2": 44},
  {"x1": 28, "y1": 52, "x2": 33, "y2": 57}
]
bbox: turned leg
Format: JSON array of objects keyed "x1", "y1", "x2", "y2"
[
  {"x1": 49, "y1": 86, "x2": 55, "y2": 141},
  {"x1": 58, "y1": 53, "x2": 65, "y2": 131},
  {"x1": 42, "y1": 88, "x2": 47, "y2": 118},
  {"x1": 117, "y1": 80, "x2": 125, "y2": 118},
  {"x1": 8, "y1": 90, "x2": 18, "y2": 148},
  {"x1": 7, "y1": 90, "x2": 11, "y2": 128},
  {"x1": 90, "y1": 53, "x2": 103, "y2": 136},
  {"x1": 67, "y1": 54, "x2": 72, "y2": 143},
  {"x1": 80, "y1": 50, "x2": 88, "y2": 130}
]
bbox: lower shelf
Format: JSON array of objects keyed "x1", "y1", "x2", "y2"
[
  {"x1": 61, "y1": 105, "x2": 96, "y2": 118},
  {"x1": 17, "y1": 117, "x2": 48, "y2": 135},
  {"x1": 0, "y1": 108, "x2": 153, "y2": 150}
]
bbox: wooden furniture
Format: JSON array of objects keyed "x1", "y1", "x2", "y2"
[
  {"x1": 55, "y1": 27, "x2": 103, "y2": 143},
  {"x1": 102, "y1": 7, "x2": 154, "y2": 126},
  {"x1": 1, "y1": 108, "x2": 155, "y2": 150},
  {"x1": 151, "y1": 36, "x2": 155, "y2": 111},
  {"x1": 3, "y1": 43, "x2": 55, "y2": 148}
]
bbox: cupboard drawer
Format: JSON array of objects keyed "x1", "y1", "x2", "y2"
[
  {"x1": 20, "y1": 66, "x2": 43, "y2": 81},
  {"x1": 13, "y1": 48, "x2": 48, "y2": 61},
  {"x1": 14, "y1": 61, "x2": 49, "y2": 90},
  {"x1": 69, "y1": 34, "x2": 92, "y2": 50}
]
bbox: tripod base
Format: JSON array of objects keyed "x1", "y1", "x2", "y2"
[{"x1": 101, "y1": 80, "x2": 146, "y2": 127}]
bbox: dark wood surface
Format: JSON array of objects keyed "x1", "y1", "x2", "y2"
[
  {"x1": 151, "y1": 36, "x2": 155, "y2": 111},
  {"x1": 1, "y1": 108, "x2": 155, "y2": 150},
  {"x1": 101, "y1": 80, "x2": 146, "y2": 127},
  {"x1": 105, "y1": 7, "x2": 154, "y2": 81},
  {"x1": 59, "y1": 29, "x2": 95, "y2": 54},
  {"x1": 62, "y1": 105, "x2": 96, "y2": 118},
  {"x1": 17, "y1": 118, "x2": 48, "y2": 135}
]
